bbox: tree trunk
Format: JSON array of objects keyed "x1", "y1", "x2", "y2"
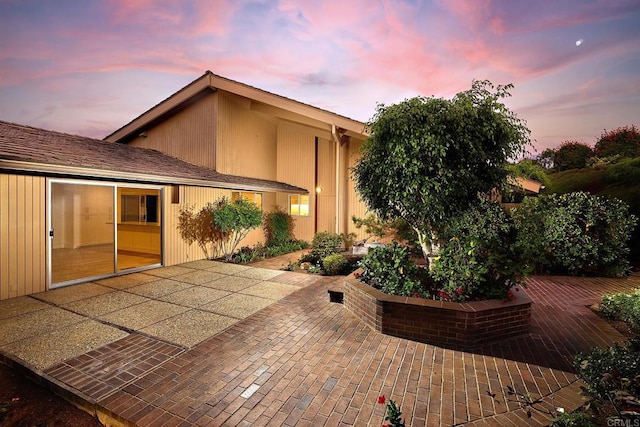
[{"x1": 415, "y1": 228, "x2": 440, "y2": 269}]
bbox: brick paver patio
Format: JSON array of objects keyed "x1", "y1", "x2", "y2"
[{"x1": 1, "y1": 258, "x2": 638, "y2": 426}]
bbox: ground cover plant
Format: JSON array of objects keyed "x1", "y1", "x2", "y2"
[
  {"x1": 599, "y1": 288, "x2": 640, "y2": 333},
  {"x1": 286, "y1": 231, "x2": 361, "y2": 276}
]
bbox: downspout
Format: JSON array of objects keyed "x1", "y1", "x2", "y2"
[{"x1": 331, "y1": 124, "x2": 341, "y2": 235}]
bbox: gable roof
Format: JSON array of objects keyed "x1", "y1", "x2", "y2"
[
  {"x1": 0, "y1": 120, "x2": 307, "y2": 193},
  {"x1": 105, "y1": 71, "x2": 367, "y2": 144}
]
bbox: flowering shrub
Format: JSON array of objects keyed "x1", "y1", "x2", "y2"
[
  {"x1": 377, "y1": 395, "x2": 405, "y2": 427},
  {"x1": 431, "y1": 199, "x2": 529, "y2": 301},
  {"x1": 357, "y1": 242, "x2": 431, "y2": 297}
]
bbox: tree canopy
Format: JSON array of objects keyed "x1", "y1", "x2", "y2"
[
  {"x1": 553, "y1": 140, "x2": 593, "y2": 171},
  {"x1": 594, "y1": 125, "x2": 640, "y2": 158},
  {"x1": 351, "y1": 80, "x2": 530, "y2": 262}
]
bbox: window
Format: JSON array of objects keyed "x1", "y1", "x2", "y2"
[
  {"x1": 289, "y1": 194, "x2": 310, "y2": 216},
  {"x1": 232, "y1": 192, "x2": 262, "y2": 209}
]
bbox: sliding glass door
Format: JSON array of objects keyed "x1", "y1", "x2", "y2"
[{"x1": 49, "y1": 180, "x2": 162, "y2": 288}]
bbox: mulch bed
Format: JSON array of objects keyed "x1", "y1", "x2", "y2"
[{"x1": 0, "y1": 363, "x2": 102, "y2": 427}]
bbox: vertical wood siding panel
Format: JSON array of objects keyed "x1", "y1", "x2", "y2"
[
  {"x1": 128, "y1": 93, "x2": 217, "y2": 170},
  {"x1": 0, "y1": 175, "x2": 8, "y2": 300},
  {"x1": 346, "y1": 140, "x2": 370, "y2": 241},
  {"x1": 216, "y1": 92, "x2": 277, "y2": 180},
  {"x1": 164, "y1": 185, "x2": 256, "y2": 266},
  {"x1": 316, "y1": 137, "x2": 336, "y2": 233},
  {"x1": 276, "y1": 122, "x2": 315, "y2": 241},
  {"x1": 34, "y1": 177, "x2": 45, "y2": 294},
  {"x1": 0, "y1": 174, "x2": 46, "y2": 300}
]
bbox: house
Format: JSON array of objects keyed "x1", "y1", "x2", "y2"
[{"x1": 0, "y1": 71, "x2": 369, "y2": 300}]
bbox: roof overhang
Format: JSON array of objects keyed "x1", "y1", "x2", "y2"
[
  {"x1": 507, "y1": 176, "x2": 544, "y2": 193},
  {"x1": 0, "y1": 159, "x2": 308, "y2": 194},
  {"x1": 104, "y1": 71, "x2": 368, "y2": 143}
]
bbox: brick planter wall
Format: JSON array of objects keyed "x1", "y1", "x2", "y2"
[{"x1": 342, "y1": 274, "x2": 532, "y2": 350}]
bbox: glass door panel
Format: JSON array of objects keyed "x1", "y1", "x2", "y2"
[
  {"x1": 116, "y1": 187, "x2": 162, "y2": 271},
  {"x1": 51, "y1": 183, "x2": 115, "y2": 285}
]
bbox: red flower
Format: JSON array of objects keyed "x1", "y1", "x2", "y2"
[
  {"x1": 456, "y1": 288, "x2": 463, "y2": 295},
  {"x1": 378, "y1": 395, "x2": 386, "y2": 405}
]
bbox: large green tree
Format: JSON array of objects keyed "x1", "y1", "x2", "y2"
[
  {"x1": 351, "y1": 80, "x2": 530, "y2": 266},
  {"x1": 553, "y1": 140, "x2": 593, "y2": 171}
]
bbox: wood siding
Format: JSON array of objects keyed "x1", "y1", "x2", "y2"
[
  {"x1": 0, "y1": 174, "x2": 46, "y2": 300},
  {"x1": 316, "y1": 137, "x2": 336, "y2": 233},
  {"x1": 163, "y1": 185, "x2": 267, "y2": 266},
  {"x1": 346, "y1": 139, "x2": 370, "y2": 241},
  {"x1": 216, "y1": 92, "x2": 278, "y2": 180},
  {"x1": 276, "y1": 121, "x2": 316, "y2": 241},
  {"x1": 128, "y1": 92, "x2": 218, "y2": 170}
]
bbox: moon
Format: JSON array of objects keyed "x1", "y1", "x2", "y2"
[{"x1": 576, "y1": 39, "x2": 584, "y2": 46}]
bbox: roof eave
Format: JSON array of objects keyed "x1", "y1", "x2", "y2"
[
  {"x1": 105, "y1": 71, "x2": 368, "y2": 144},
  {"x1": 0, "y1": 159, "x2": 308, "y2": 194}
]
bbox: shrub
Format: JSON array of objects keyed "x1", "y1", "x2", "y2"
[
  {"x1": 357, "y1": 242, "x2": 431, "y2": 297},
  {"x1": 311, "y1": 232, "x2": 343, "y2": 259},
  {"x1": 431, "y1": 199, "x2": 529, "y2": 301},
  {"x1": 213, "y1": 197, "x2": 263, "y2": 262},
  {"x1": 600, "y1": 288, "x2": 640, "y2": 332},
  {"x1": 322, "y1": 253, "x2": 349, "y2": 275},
  {"x1": 550, "y1": 412, "x2": 596, "y2": 427},
  {"x1": 574, "y1": 338, "x2": 640, "y2": 417},
  {"x1": 553, "y1": 141, "x2": 593, "y2": 171},
  {"x1": 512, "y1": 192, "x2": 637, "y2": 276},
  {"x1": 604, "y1": 157, "x2": 640, "y2": 185},
  {"x1": 177, "y1": 203, "x2": 224, "y2": 259},
  {"x1": 594, "y1": 124, "x2": 640, "y2": 158},
  {"x1": 263, "y1": 209, "x2": 295, "y2": 246}
]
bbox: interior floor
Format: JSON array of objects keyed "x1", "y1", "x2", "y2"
[{"x1": 52, "y1": 244, "x2": 161, "y2": 284}]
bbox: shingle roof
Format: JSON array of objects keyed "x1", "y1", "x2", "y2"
[{"x1": 0, "y1": 120, "x2": 307, "y2": 193}]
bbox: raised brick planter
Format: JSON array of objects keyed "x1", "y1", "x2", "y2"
[{"x1": 342, "y1": 273, "x2": 532, "y2": 350}]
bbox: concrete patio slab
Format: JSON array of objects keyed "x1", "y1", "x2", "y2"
[
  {"x1": 200, "y1": 293, "x2": 273, "y2": 319},
  {"x1": 204, "y1": 275, "x2": 260, "y2": 292},
  {"x1": 126, "y1": 278, "x2": 193, "y2": 299},
  {"x1": 32, "y1": 282, "x2": 114, "y2": 305},
  {"x1": 4, "y1": 320, "x2": 128, "y2": 370},
  {"x1": 206, "y1": 261, "x2": 252, "y2": 274},
  {"x1": 240, "y1": 280, "x2": 300, "y2": 300},
  {"x1": 234, "y1": 266, "x2": 285, "y2": 280},
  {"x1": 171, "y1": 269, "x2": 226, "y2": 285},
  {"x1": 62, "y1": 291, "x2": 149, "y2": 317},
  {"x1": 0, "y1": 296, "x2": 50, "y2": 320},
  {"x1": 156, "y1": 286, "x2": 230, "y2": 308},
  {"x1": 140, "y1": 309, "x2": 238, "y2": 347},
  {"x1": 0, "y1": 307, "x2": 87, "y2": 345},
  {"x1": 143, "y1": 265, "x2": 196, "y2": 278},
  {"x1": 98, "y1": 300, "x2": 188, "y2": 330},
  {"x1": 94, "y1": 272, "x2": 159, "y2": 289}
]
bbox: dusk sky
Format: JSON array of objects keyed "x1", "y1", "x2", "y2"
[{"x1": 1, "y1": 0, "x2": 639, "y2": 154}]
